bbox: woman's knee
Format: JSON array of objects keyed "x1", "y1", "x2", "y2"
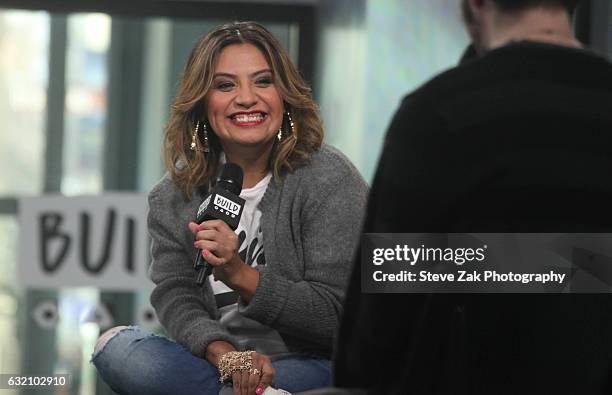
[
  {"x1": 94, "y1": 325, "x2": 130, "y2": 355},
  {"x1": 91, "y1": 327, "x2": 222, "y2": 395},
  {"x1": 272, "y1": 358, "x2": 331, "y2": 393}
]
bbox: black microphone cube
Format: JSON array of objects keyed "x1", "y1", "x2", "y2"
[{"x1": 195, "y1": 187, "x2": 245, "y2": 231}]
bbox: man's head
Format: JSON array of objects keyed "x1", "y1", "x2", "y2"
[{"x1": 461, "y1": 0, "x2": 581, "y2": 53}]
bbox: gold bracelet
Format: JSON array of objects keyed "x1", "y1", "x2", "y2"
[{"x1": 218, "y1": 351, "x2": 254, "y2": 383}]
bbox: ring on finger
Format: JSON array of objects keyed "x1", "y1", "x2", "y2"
[{"x1": 249, "y1": 368, "x2": 261, "y2": 376}]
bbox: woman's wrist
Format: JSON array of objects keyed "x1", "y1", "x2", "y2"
[
  {"x1": 205, "y1": 340, "x2": 236, "y2": 367},
  {"x1": 221, "y1": 255, "x2": 246, "y2": 283},
  {"x1": 223, "y1": 262, "x2": 260, "y2": 302}
]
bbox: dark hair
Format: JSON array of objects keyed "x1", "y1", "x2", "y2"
[{"x1": 491, "y1": 0, "x2": 580, "y2": 14}]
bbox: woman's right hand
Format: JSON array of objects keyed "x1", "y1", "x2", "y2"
[{"x1": 231, "y1": 351, "x2": 275, "y2": 395}]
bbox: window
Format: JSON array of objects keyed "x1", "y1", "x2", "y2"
[{"x1": 0, "y1": 5, "x2": 309, "y2": 393}]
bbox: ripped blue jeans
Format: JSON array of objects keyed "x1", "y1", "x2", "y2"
[{"x1": 91, "y1": 326, "x2": 331, "y2": 395}]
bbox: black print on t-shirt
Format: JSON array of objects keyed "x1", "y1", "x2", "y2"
[{"x1": 237, "y1": 226, "x2": 266, "y2": 266}]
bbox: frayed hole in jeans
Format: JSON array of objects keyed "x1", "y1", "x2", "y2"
[{"x1": 90, "y1": 325, "x2": 132, "y2": 362}]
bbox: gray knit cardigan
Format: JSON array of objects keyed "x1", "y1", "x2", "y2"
[{"x1": 148, "y1": 144, "x2": 368, "y2": 358}]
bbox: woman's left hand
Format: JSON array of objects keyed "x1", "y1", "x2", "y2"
[
  {"x1": 231, "y1": 352, "x2": 275, "y2": 395},
  {"x1": 188, "y1": 220, "x2": 242, "y2": 283}
]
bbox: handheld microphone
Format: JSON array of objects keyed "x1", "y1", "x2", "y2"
[{"x1": 194, "y1": 163, "x2": 245, "y2": 285}]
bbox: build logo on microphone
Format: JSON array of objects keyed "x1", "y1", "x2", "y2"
[{"x1": 214, "y1": 195, "x2": 240, "y2": 217}]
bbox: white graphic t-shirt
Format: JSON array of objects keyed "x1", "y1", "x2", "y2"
[{"x1": 208, "y1": 172, "x2": 290, "y2": 356}]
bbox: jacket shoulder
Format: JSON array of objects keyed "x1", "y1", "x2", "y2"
[
  {"x1": 147, "y1": 173, "x2": 198, "y2": 220},
  {"x1": 295, "y1": 144, "x2": 365, "y2": 185}
]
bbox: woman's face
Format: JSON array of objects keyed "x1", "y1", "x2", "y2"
[{"x1": 205, "y1": 43, "x2": 284, "y2": 155}]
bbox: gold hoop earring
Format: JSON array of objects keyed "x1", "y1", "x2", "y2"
[
  {"x1": 277, "y1": 111, "x2": 296, "y2": 142},
  {"x1": 286, "y1": 111, "x2": 295, "y2": 138},
  {"x1": 190, "y1": 121, "x2": 199, "y2": 151},
  {"x1": 202, "y1": 122, "x2": 210, "y2": 152},
  {"x1": 190, "y1": 121, "x2": 210, "y2": 152}
]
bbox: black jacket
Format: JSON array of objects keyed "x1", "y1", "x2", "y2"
[{"x1": 335, "y1": 42, "x2": 612, "y2": 394}]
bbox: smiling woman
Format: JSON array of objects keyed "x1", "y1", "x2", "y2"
[
  {"x1": 91, "y1": 21, "x2": 368, "y2": 395},
  {"x1": 164, "y1": 21, "x2": 323, "y2": 198},
  {"x1": 205, "y1": 43, "x2": 284, "y2": 181}
]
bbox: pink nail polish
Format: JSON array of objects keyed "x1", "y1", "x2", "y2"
[
  {"x1": 193, "y1": 241, "x2": 199, "y2": 247},
  {"x1": 202, "y1": 249, "x2": 208, "y2": 255},
  {"x1": 255, "y1": 387, "x2": 264, "y2": 395}
]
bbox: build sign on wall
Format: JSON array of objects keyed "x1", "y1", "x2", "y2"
[{"x1": 19, "y1": 193, "x2": 152, "y2": 290}]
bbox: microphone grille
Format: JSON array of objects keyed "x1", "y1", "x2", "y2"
[{"x1": 217, "y1": 163, "x2": 243, "y2": 195}]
